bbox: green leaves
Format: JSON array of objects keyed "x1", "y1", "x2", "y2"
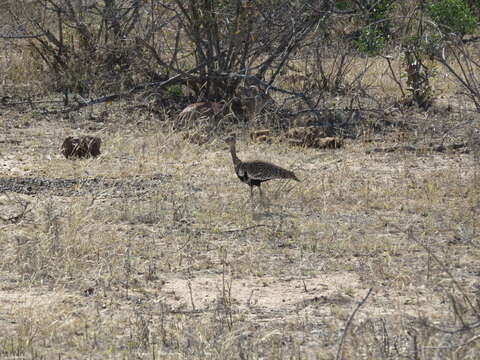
[
  {"x1": 353, "y1": 0, "x2": 396, "y2": 55},
  {"x1": 354, "y1": 26, "x2": 386, "y2": 55},
  {"x1": 427, "y1": 0, "x2": 477, "y2": 36}
]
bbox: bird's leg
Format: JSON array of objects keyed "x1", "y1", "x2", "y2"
[
  {"x1": 259, "y1": 186, "x2": 264, "y2": 206},
  {"x1": 249, "y1": 186, "x2": 258, "y2": 211}
]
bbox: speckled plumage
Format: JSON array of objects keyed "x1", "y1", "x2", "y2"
[{"x1": 225, "y1": 134, "x2": 300, "y2": 200}]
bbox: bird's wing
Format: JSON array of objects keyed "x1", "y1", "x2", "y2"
[{"x1": 243, "y1": 161, "x2": 291, "y2": 181}]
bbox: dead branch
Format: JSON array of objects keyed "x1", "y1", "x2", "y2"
[
  {"x1": 0, "y1": 33, "x2": 46, "y2": 39},
  {"x1": 216, "y1": 224, "x2": 269, "y2": 234},
  {"x1": 336, "y1": 287, "x2": 373, "y2": 360},
  {"x1": 1, "y1": 98, "x2": 64, "y2": 106},
  {"x1": 39, "y1": 62, "x2": 207, "y2": 115}
]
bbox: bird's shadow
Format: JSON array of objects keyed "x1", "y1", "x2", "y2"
[
  {"x1": 248, "y1": 202, "x2": 295, "y2": 220},
  {"x1": 252, "y1": 210, "x2": 279, "y2": 221}
]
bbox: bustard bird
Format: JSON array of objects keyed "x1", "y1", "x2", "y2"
[{"x1": 225, "y1": 134, "x2": 300, "y2": 202}]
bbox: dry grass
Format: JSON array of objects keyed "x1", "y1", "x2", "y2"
[
  {"x1": 0, "y1": 104, "x2": 479, "y2": 359},
  {"x1": 2, "y1": 3, "x2": 480, "y2": 357}
]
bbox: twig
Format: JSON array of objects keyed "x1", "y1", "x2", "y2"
[
  {"x1": 1, "y1": 99, "x2": 64, "y2": 106},
  {"x1": 187, "y1": 280, "x2": 196, "y2": 311},
  {"x1": 335, "y1": 287, "x2": 373, "y2": 360},
  {"x1": 214, "y1": 224, "x2": 269, "y2": 233}
]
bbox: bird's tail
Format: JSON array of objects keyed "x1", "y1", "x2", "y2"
[{"x1": 291, "y1": 172, "x2": 301, "y2": 182}]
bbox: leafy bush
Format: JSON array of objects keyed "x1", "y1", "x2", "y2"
[
  {"x1": 354, "y1": 26, "x2": 386, "y2": 55},
  {"x1": 353, "y1": 0, "x2": 396, "y2": 55},
  {"x1": 427, "y1": 0, "x2": 477, "y2": 36}
]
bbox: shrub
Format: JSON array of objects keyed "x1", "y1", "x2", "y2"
[
  {"x1": 427, "y1": 0, "x2": 477, "y2": 36},
  {"x1": 352, "y1": 0, "x2": 396, "y2": 55},
  {"x1": 354, "y1": 26, "x2": 386, "y2": 55}
]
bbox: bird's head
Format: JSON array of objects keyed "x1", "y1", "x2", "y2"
[{"x1": 224, "y1": 134, "x2": 237, "y2": 146}]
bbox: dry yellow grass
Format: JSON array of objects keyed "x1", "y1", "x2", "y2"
[{"x1": 0, "y1": 104, "x2": 479, "y2": 359}]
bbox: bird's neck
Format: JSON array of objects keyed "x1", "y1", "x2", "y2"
[{"x1": 229, "y1": 144, "x2": 241, "y2": 166}]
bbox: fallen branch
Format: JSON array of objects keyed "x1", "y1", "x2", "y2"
[
  {"x1": 366, "y1": 143, "x2": 468, "y2": 154},
  {"x1": 197, "y1": 224, "x2": 269, "y2": 234},
  {"x1": 39, "y1": 53, "x2": 222, "y2": 115},
  {"x1": 0, "y1": 33, "x2": 46, "y2": 39},
  {"x1": 40, "y1": 73, "x2": 187, "y2": 115},
  {"x1": 216, "y1": 224, "x2": 269, "y2": 233},
  {"x1": 1, "y1": 98, "x2": 64, "y2": 106}
]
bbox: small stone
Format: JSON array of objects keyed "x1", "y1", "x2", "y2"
[
  {"x1": 250, "y1": 129, "x2": 270, "y2": 141},
  {"x1": 286, "y1": 126, "x2": 342, "y2": 149}
]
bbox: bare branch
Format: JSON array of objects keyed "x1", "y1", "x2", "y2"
[
  {"x1": 0, "y1": 33, "x2": 46, "y2": 39},
  {"x1": 336, "y1": 288, "x2": 374, "y2": 360}
]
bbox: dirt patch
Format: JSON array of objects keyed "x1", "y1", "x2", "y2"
[
  {"x1": 161, "y1": 273, "x2": 359, "y2": 315},
  {"x1": 0, "y1": 174, "x2": 172, "y2": 197}
]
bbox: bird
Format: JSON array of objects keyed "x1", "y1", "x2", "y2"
[{"x1": 225, "y1": 134, "x2": 300, "y2": 203}]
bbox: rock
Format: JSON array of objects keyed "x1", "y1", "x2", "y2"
[
  {"x1": 250, "y1": 129, "x2": 272, "y2": 143},
  {"x1": 255, "y1": 135, "x2": 272, "y2": 143},
  {"x1": 250, "y1": 129, "x2": 270, "y2": 141},
  {"x1": 61, "y1": 135, "x2": 102, "y2": 159}
]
